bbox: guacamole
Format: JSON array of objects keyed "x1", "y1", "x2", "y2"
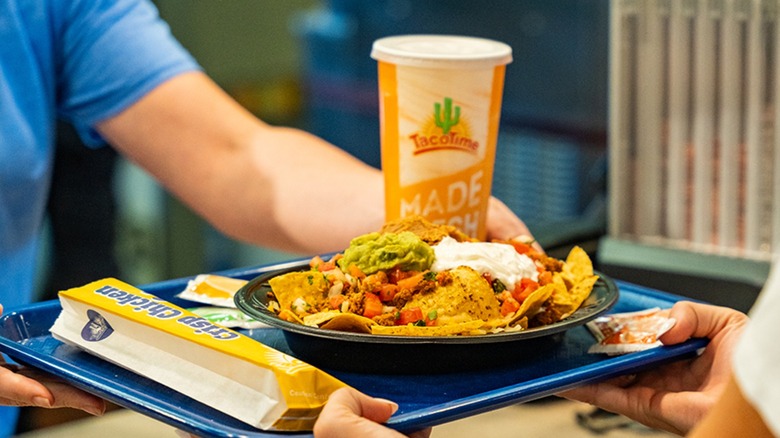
[{"x1": 337, "y1": 231, "x2": 435, "y2": 275}]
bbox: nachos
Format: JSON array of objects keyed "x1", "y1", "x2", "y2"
[{"x1": 266, "y1": 216, "x2": 599, "y2": 336}]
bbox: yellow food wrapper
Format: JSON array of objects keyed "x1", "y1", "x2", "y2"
[{"x1": 49, "y1": 278, "x2": 347, "y2": 431}]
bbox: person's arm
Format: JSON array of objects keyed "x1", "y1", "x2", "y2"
[
  {"x1": 96, "y1": 71, "x2": 535, "y2": 254},
  {"x1": 688, "y1": 375, "x2": 774, "y2": 438},
  {"x1": 97, "y1": 71, "x2": 384, "y2": 254}
]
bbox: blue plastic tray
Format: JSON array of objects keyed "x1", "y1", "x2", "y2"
[{"x1": 0, "y1": 260, "x2": 707, "y2": 437}]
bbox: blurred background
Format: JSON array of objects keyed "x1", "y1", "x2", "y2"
[
  {"x1": 36, "y1": 0, "x2": 611, "y2": 301},
  {"x1": 38, "y1": 0, "x2": 774, "y2": 330},
  {"x1": 26, "y1": 3, "x2": 611, "y2": 431},
  {"x1": 24, "y1": 0, "x2": 776, "y2": 433}
]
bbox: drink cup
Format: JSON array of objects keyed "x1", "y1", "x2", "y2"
[{"x1": 371, "y1": 35, "x2": 512, "y2": 240}]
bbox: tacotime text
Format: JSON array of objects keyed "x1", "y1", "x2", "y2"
[
  {"x1": 409, "y1": 131, "x2": 479, "y2": 155},
  {"x1": 93, "y1": 285, "x2": 239, "y2": 340}
]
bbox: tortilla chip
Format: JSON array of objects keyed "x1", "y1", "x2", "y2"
[
  {"x1": 545, "y1": 271, "x2": 600, "y2": 321},
  {"x1": 319, "y1": 314, "x2": 376, "y2": 334},
  {"x1": 268, "y1": 271, "x2": 330, "y2": 311},
  {"x1": 481, "y1": 315, "x2": 516, "y2": 331},
  {"x1": 303, "y1": 310, "x2": 342, "y2": 327},
  {"x1": 401, "y1": 266, "x2": 501, "y2": 322},
  {"x1": 562, "y1": 246, "x2": 593, "y2": 285},
  {"x1": 371, "y1": 319, "x2": 485, "y2": 336},
  {"x1": 561, "y1": 275, "x2": 599, "y2": 319},
  {"x1": 543, "y1": 274, "x2": 571, "y2": 313},
  {"x1": 509, "y1": 283, "x2": 554, "y2": 326}
]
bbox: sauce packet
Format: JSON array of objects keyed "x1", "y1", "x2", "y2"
[
  {"x1": 586, "y1": 307, "x2": 676, "y2": 355},
  {"x1": 176, "y1": 274, "x2": 248, "y2": 308},
  {"x1": 50, "y1": 278, "x2": 347, "y2": 431}
]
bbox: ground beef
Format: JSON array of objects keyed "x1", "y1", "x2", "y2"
[
  {"x1": 346, "y1": 291, "x2": 365, "y2": 315},
  {"x1": 536, "y1": 255, "x2": 564, "y2": 273},
  {"x1": 530, "y1": 304, "x2": 562, "y2": 327},
  {"x1": 392, "y1": 278, "x2": 437, "y2": 309},
  {"x1": 373, "y1": 313, "x2": 397, "y2": 326}
]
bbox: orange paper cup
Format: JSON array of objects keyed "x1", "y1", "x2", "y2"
[{"x1": 372, "y1": 35, "x2": 512, "y2": 240}]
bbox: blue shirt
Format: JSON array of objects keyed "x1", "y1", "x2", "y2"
[{"x1": 0, "y1": 0, "x2": 199, "y2": 434}]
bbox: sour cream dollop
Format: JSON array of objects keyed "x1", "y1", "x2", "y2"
[{"x1": 430, "y1": 236, "x2": 538, "y2": 288}]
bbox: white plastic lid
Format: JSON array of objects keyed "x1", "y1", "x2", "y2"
[{"x1": 371, "y1": 35, "x2": 512, "y2": 68}]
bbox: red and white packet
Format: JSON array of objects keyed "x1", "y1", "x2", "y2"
[{"x1": 587, "y1": 307, "x2": 676, "y2": 355}]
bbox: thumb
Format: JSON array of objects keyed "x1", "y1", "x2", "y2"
[
  {"x1": 660, "y1": 301, "x2": 746, "y2": 345},
  {"x1": 314, "y1": 387, "x2": 404, "y2": 438},
  {"x1": 328, "y1": 387, "x2": 398, "y2": 423}
]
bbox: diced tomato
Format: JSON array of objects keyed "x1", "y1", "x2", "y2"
[
  {"x1": 329, "y1": 295, "x2": 346, "y2": 309},
  {"x1": 512, "y1": 278, "x2": 539, "y2": 303},
  {"x1": 500, "y1": 297, "x2": 521, "y2": 316},
  {"x1": 377, "y1": 284, "x2": 399, "y2": 303},
  {"x1": 395, "y1": 307, "x2": 424, "y2": 325},
  {"x1": 520, "y1": 277, "x2": 539, "y2": 290},
  {"x1": 362, "y1": 293, "x2": 383, "y2": 318},
  {"x1": 309, "y1": 255, "x2": 336, "y2": 272},
  {"x1": 509, "y1": 241, "x2": 534, "y2": 255},
  {"x1": 387, "y1": 267, "x2": 418, "y2": 284},
  {"x1": 348, "y1": 263, "x2": 366, "y2": 280},
  {"x1": 386, "y1": 267, "x2": 402, "y2": 284},
  {"x1": 396, "y1": 272, "x2": 424, "y2": 291}
]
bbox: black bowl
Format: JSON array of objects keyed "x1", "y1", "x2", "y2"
[{"x1": 235, "y1": 263, "x2": 619, "y2": 374}]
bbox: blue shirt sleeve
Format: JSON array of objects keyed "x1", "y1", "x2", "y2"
[{"x1": 52, "y1": 0, "x2": 201, "y2": 145}]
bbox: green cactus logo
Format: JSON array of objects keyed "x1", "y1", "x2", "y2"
[
  {"x1": 408, "y1": 96, "x2": 477, "y2": 155},
  {"x1": 434, "y1": 97, "x2": 460, "y2": 135}
]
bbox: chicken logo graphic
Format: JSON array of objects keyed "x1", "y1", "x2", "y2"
[{"x1": 81, "y1": 310, "x2": 114, "y2": 342}]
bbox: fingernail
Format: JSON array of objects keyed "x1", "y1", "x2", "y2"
[
  {"x1": 85, "y1": 405, "x2": 105, "y2": 416},
  {"x1": 510, "y1": 234, "x2": 534, "y2": 243},
  {"x1": 32, "y1": 396, "x2": 51, "y2": 408},
  {"x1": 377, "y1": 398, "x2": 399, "y2": 415}
]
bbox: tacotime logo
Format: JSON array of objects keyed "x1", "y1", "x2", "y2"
[{"x1": 409, "y1": 97, "x2": 478, "y2": 155}]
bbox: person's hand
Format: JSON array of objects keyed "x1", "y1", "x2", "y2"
[
  {"x1": 0, "y1": 305, "x2": 106, "y2": 416},
  {"x1": 558, "y1": 301, "x2": 748, "y2": 435},
  {"x1": 486, "y1": 197, "x2": 543, "y2": 252},
  {"x1": 314, "y1": 387, "x2": 431, "y2": 438}
]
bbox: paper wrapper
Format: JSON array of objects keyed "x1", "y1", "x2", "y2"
[{"x1": 49, "y1": 278, "x2": 347, "y2": 431}]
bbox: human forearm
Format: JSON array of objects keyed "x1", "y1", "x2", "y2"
[
  {"x1": 98, "y1": 71, "x2": 533, "y2": 255},
  {"x1": 688, "y1": 376, "x2": 774, "y2": 438},
  {"x1": 98, "y1": 72, "x2": 383, "y2": 254},
  {"x1": 240, "y1": 124, "x2": 385, "y2": 252}
]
